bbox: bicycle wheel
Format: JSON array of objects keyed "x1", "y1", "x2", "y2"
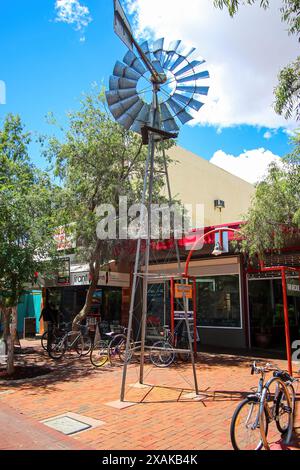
[
  {"x1": 41, "y1": 331, "x2": 48, "y2": 351},
  {"x1": 108, "y1": 334, "x2": 129, "y2": 363},
  {"x1": 118, "y1": 338, "x2": 135, "y2": 363},
  {"x1": 150, "y1": 341, "x2": 175, "y2": 368},
  {"x1": 230, "y1": 398, "x2": 268, "y2": 451},
  {"x1": 90, "y1": 341, "x2": 109, "y2": 368},
  {"x1": 81, "y1": 334, "x2": 92, "y2": 356},
  {"x1": 275, "y1": 384, "x2": 295, "y2": 435},
  {"x1": 48, "y1": 336, "x2": 66, "y2": 360},
  {"x1": 74, "y1": 335, "x2": 85, "y2": 357}
]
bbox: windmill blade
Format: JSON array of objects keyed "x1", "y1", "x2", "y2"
[
  {"x1": 177, "y1": 70, "x2": 210, "y2": 83},
  {"x1": 172, "y1": 93, "x2": 204, "y2": 112},
  {"x1": 174, "y1": 60, "x2": 206, "y2": 78},
  {"x1": 106, "y1": 88, "x2": 138, "y2": 106},
  {"x1": 153, "y1": 38, "x2": 164, "y2": 51},
  {"x1": 169, "y1": 55, "x2": 186, "y2": 72},
  {"x1": 177, "y1": 85, "x2": 209, "y2": 95},
  {"x1": 113, "y1": 61, "x2": 141, "y2": 81},
  {"x1": 152, "y1": 37, "x2": 166, "y2": 65},
  {"x1": 116, "y1": 100, "x2": 145, "y2": 130},
  {"x1": 123, "y1": 50, "x2": 147, "y2": 75},
  {"x1": 109, "y1": 76, "x2": 137, "y2": 90},
  {"x1": 178, "y1": 46, "x2": 196, "y2": 60},
  {"x1": 109, "y1": 95, "x2": 140, "y2": 119},
  {"x1": 162, "y1": 118, "x2": 180, "y2": 133},
  {"x1": 160, "y1": 102, "x2": 173, "y2": 121},
  {"x1": 166, "y1": 97, "x2": 194, "y2": 124},
  {"x1": 160, "y1": 103, "x2": 180, "y2": 133},
  {"x1": 152, "y1": 60, "x2": 165, "y2": 75},
  {"x1": 163, "y1": 51, "x2": 177, "y2": 70},
  {"x1": 140, "y1": 41, "x2": 151, "y2": 60},
  {"x1": 167, "y1": 40, "x2": 181, "y2": 52},
  {"x1": 130, "y1": 103, "x2": 151, "y2": 133}
]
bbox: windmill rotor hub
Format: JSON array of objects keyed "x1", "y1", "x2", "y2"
[{"x1": 151, "y1": 72, "x2": 167, "y2": 85}]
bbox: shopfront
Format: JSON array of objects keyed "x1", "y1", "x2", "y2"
[
  {"x1": 146, "y1": 256, "x2": 246, "y2": 349},
  {"x1": 42, "y1": 268, "x2": 130, "y2": 334},
  {"x1": 248, "y1": 273, "x2": 300, "y2": 351}
]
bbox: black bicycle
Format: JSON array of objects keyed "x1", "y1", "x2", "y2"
[{"x1": 230, "y1": 362, "x2": 298, "y2": 451}]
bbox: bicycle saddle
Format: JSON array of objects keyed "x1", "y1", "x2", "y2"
[
  {"x1": 105, "y1": 332, "x2": 116, "y2": 337},
  {"x1": 273, "y1": 370, "x2": 292, "y2": 382}
]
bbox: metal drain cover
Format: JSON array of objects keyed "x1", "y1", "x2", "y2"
[{"x1": 43, "y1": 416, "x2": 91, "y2": 435}]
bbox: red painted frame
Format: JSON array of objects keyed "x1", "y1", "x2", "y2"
[{"x1": 183, "y1": 226, "x2": 300, "y2": 376}]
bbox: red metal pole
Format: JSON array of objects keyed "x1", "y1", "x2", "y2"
[
  {"x1": 281, "y1": 268, "x2": 293, "y2": 376},
  {"x1": 170, "y1": 278, "x2": 175, "y2": 337},
  {"x1": 193, "y1": 278, "x2": 197, "y2": 355}
]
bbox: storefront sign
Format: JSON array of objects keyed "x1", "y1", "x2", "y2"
[
  {"x1": 107, "y1": 272, "x2": 130, "y2": 287},
  {"x1": 174, "y1": 283, "x2": 193, "y2": 299},
  {"x1": 70, "y1": 271, "x2": 107, "y2": 286},
  {"x1": 287, "y1": 279, "x2": 300, "y2": 297},
  {"x1": 72, "y1": 272, "x2": 90, "y2": 286}
]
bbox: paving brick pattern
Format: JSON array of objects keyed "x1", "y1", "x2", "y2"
[{"x1": 0, "y1": 340, "x2": 299, "y2": 450}]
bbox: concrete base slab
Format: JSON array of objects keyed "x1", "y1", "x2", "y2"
[
  {"x1": 182, "y1": 392, "x2": 208, "y2": 401},
  {"x1": 41, "y1": 412, "x2": 105, "y2": 435},
  {"x1": 129, "y1": 382, "x2": 151, "y2": 389},
  {"x1": 105, "y1": 400, "x2": 137, "y2": 409}
]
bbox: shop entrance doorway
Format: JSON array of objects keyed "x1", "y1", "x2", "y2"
[{"x1": 248, "y1": 276, "x2": 300, "y2": 351}]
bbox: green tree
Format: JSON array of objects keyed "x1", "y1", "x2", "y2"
[
  {"x1": 239, "y1": 132, "x2": 300, "y2": 256},
  {"x1": 45, "y1": 88, "x2": 174, "y2": 327},
  {"x1": 0, "y1": 114, "x2": 59, "y2": 375},
  {"x1": 214, "y1": 0, "x2": 300, "y2": 121}
]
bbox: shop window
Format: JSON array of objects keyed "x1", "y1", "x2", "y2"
[
  {"x1": 147, "y1": 283, "x2": 170, "y2": 340},
  {"x1": 197, "y1": 275, "x2": 241, "y2": 328}
]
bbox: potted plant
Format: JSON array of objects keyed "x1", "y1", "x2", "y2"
[{"x1": 254, "y1": 312, "x2": 273, "y2": 348}]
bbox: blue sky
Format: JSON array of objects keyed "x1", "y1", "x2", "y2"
[{"x1": 0, "y1": 0, "x2": 298, "y2": 183}]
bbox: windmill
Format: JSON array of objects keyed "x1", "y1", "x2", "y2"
[{"x1": 108, "y1": 0, "x2": 210, "y2": 401}]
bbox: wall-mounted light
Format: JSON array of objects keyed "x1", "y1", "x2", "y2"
[{"x1": 212, "y1": 241, "x2": 224, "y2": 256}]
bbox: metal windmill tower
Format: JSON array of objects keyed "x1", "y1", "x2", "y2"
[{"x1": 107, "y1": 0, "x2": 210, "y2": 401}]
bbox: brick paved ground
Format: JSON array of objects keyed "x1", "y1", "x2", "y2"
[{"x1": 0, "y1": 339, "x2": 299, "y2": 451}]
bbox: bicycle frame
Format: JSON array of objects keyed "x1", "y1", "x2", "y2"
[
  {"x1": 259, "y1": 376, "x2": 293, "y2": 450},
  {"x1": 56, "y1": 330, "x2": 81, "y2": 350}
]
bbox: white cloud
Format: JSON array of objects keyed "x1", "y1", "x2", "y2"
[
  {"x1": 125, "y1": 0, "x2": 298, "y2": 131},
  {"x1": 210, "y1": 148, "x2": 282, "y2": 184},
  {"x1": 263, "y1": 131, "x2": 272, "y2": 140},
  {"x1": 55, "y1": 0, "x2": 92, "y2": 40}
]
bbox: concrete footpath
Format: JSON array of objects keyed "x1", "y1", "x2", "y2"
[{"x1": 0, "y1": 403, "x2": 92, "y2": 450}]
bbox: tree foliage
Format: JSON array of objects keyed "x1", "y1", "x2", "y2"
[
  {"x1": 239, "y1": 132, "x2": 300, "y2": 256},
  {"x1": 213, "y1": 0, "x2": 300, "y2": 120},
  {"x1": 0, "y1": 114, "x2": 59, "y2": 374},
  {"x1": 274, "y1": 57, "x2": 300, "y2": 121}
]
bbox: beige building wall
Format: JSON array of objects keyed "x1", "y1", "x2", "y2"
[{"x1": 164, "y1": 145, "x2": 255, "y2": 227}]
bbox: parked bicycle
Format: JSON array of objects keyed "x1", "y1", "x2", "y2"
[
  {"x1": 149, "y1": 322, "x2": 191, "y2": 368},
  {"x1": 230, "y1": 362, "x2": 298, "y2": 451},
  {"x1": 41, "y1": 324, "x2": 64, "y2": 351},
  {"x1": 48, "y1": 322, "x2": 92, "y2": 360},
  {"x1": 90, "y1": 325, "x2": 135, "y2": 368}
]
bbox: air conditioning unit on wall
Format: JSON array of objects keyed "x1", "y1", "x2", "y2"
[{"x1": 214, "y1": 199, "x2": 225, "y2": 210}]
